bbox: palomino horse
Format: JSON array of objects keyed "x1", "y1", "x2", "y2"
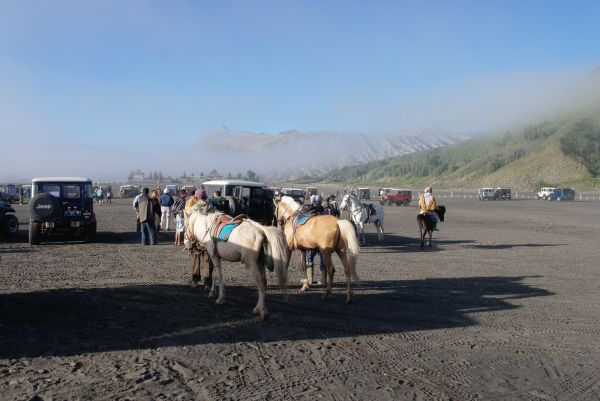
[
  {"x1": 417, "y1": 206, "x2": 446, "y2": 249},
  {"x1": 339, "y1": 193, "x2": 385, "y2": 245},
  {"x1": 274, "y1": 196, "x2": 360, "y2": 303},
  {"x1": 184, "y1": 211, "x2": 287, "y2": 318}
]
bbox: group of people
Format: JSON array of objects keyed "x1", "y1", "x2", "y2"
[
  {"x1": 95, "y1": 186, "x2": 112, "y2": 206},
  {"x1": 132, "y1": 187, "x2": 227, "y2": 247}
]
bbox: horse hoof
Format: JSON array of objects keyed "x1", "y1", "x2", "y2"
[
  {"x1": 322, "y1": 292, "x2": 332, "y2": 300},
  {"x1": 300, "y1": 283, "x2": 310, "y2": 292},
  {"x1": 208, "y1": 290, "x2": 215, "y2": 297},
  {"x1": 345, "y1": 297, "x2": 352, "y2": 304},
  {"x1": 215, "y1": 298, "x2": 225, "y2": 305}
]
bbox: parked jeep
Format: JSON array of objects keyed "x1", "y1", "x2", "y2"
[
  {"x1": 378, "y1": 188, "x2": 412, "y2": 206},
  {"x1": 494, "y1": 187, "x2": 512, "y2": 200},
  {"x1": 536, "y1": 187, "x2": 557, "y2": 200},
  {"x1": 357, "y1": 187, "x2": 371, "y2": 201},
  {"x1": 0, "y1": 184, "x2": 20, "y2": 203},
  {"x1": 281, "y1": 188, "x2": 305, "y2": 205},
  {"x1": 547, "y1": 187, "x2": 575, "y2": 201},
  {"x1": 477, "y1": 187, "x2": 495, "y2": 200},
  {"x1": 0, "y1": 200, "x2": 19, "y2": 237},
  {"x1": 28, "y1": 177, "x2": 97, "y2": 245},
  {"x1": 202, "y1": 180, "x2": 275, "y2": 225}
]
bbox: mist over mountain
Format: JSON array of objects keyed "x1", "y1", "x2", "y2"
[
  {"x1": 197, "y1": 127, "x2": 468, "y2": 180},
  {"x1": 318, "y1": 67, "x2": 600, "y2": 190}
]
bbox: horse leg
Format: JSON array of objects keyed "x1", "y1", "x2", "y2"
[
  {"x1": 299, "y1": 250, "x2": 310, "y2": 292},
  {"x1": 321, "y1": 248, "x2": 335, "y2": 300},
  {"x1": 250, "y1": 259, "x2": 268, "y2": 319},
  {"x1": 428, "y1": 229, "x2": 433, "y2": 248},
  {"x1": 376, "y1": 220, "x2": 384, "y2": 244},
  {"x1": 418, "y1": 217, "x2": 425, "y2": 249},
  {"x1": 210, "y1": 254, "x2": 226, "y2": 304},
  {"x1": 359, "y1": 222, "x2": 366, "y2": 246}
]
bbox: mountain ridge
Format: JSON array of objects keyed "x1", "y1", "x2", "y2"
[{"x1": 197, "y1": 127, "x2": 468, "y2": 180}]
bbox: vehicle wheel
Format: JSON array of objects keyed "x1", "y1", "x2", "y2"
[
  {"x1": 29, "y1": 193, "x2": 60, "y2": 220},
  {"x1": 386, "y1": 199, "x2": 394, "y2": 206},
  {"x1": 29, "y1": 223, "x2": 41, "y2": 245},
  {"x1": 1, "y1": 214, "x2": 19, "y2": 237},
  {"x1": 85, "y1": 222, "x2": 97, "y2": 243}
]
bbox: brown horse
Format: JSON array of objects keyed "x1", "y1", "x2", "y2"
[
  {"x1": 417, "y1": 206, "x2": 446, "y2": 249},
  {"x1": 274, "y1": 196, "x2": 360, "y2": 303}
]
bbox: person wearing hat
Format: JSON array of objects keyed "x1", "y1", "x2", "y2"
[
  {"x1": 418, "y1": 186, "x2": 439, "y2": 230},
  {"x1": 184, "y1": 188, "x2": 215, "y2": 290},
  {"x1": 159, "y1": 188, "x2": 175, "y2": 231}
]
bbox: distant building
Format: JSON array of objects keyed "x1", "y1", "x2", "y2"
[{"x1": 129, "y1": 169, "x2": 145, "y2": 182}]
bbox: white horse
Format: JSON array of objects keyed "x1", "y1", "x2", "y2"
[
  {"x1": 339, "y1": 193, "x2": 385, "y2": 245},
  {"x1": 184, "y1": 211, "x2": 287, "y2": 319}
]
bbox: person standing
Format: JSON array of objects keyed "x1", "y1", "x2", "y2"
[
  {"x1": 159, "y1": 188, "x2": 174, "y2": 231},
  {"x1": 150, "y1": 189, "x2": 162, "y2": 234},
  {"x1": 134, "y1": 187, "x2": 157, "y2": 245},
  {"x1": 18, "y1": 185, "x2": 24, "y2": 205},
  {"x1": 106, "y1": 186, "x2": 112, "y2": 204},
  {"x1": 97, "y1": 186, "x2": 104, "y2": 206},
  {"x1": 185, "y1": 188, "x2": 215, "y2": 289},
  {"x1": 132, "y1": 192, "x2": 142, "y2": 233},
  {"x1": 171, "y1": 189, "x2": 187, "y2": 246}
]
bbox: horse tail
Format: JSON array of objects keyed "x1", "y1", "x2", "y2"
[
  {"x1": 337, "y1": 219, "x2": 360, "y2": 282},
  {"x1": 246, "y1": 221, "x2": 288, "y2": 290}
]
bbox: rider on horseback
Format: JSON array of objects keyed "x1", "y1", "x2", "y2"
[
  {"x1": 418, "y1": 186, "x2": 439, "y2": 231},
  {"x1": 324, "y1": 194, "x2": 340, "y2": 217}
]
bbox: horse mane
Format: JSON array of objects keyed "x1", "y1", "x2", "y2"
[{"x1": 280, "y1": 196, "x2": 301, "y2": 212}]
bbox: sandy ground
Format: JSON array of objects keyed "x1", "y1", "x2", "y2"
[{"x1": 1, "y1": 197, "x2": 600, "y2": 401}]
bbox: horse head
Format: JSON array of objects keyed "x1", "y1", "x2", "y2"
[
  {"x1": 339, "y1": 194, "x2": 350, "y2": 211},
  {"x1": 437, "y1": 205, "x2": 446, "y2": 222},
  {"x1": 274, "y1": 195, "x2": 300, "y2": 227}
]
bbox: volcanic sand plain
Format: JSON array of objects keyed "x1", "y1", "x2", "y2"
[{"x1": 1, "y1": 197, "x2": 600, "y2": 400}]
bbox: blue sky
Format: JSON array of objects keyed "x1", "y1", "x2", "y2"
[{"x1": 1, "y1": 0, "x2": 599, "y2": 180}]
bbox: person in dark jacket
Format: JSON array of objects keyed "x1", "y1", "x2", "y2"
[
  {"x1": 150, "y1": 190, "x2": 162, "y2": 234},
  {"x1": 134, "y1": 188, "x2": 157, "y2": 245},
  {"x1": 159, "y1": 188, "x2": 174, "y2": 231}
]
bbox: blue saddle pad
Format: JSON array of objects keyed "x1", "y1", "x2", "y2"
[
  {"x1": 295, "y1": 215, "x2": 312, "y2": 226},
  {"x1": 217, "y1": 224, "x2": 238, "y2": 242}
]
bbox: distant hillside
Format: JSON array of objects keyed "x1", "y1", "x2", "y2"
[
  {"x1": 197, "y1": 127, "x2": 467, "y2": 180},
  {"x1": 320, "y1": 108, "x2": 600, "y2": 191}
]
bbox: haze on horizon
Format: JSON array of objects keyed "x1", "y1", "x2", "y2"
[{"x1": 1, "y1": 1, "x2": 599, "y2": 182}]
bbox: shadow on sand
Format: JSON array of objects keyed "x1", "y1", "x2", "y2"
[
  {"x1": 360, "y1": 232, "x2": 475, "y2": 253},
  {"x1": 0, "y1": 276, "x2": 553, "y2": 359}
]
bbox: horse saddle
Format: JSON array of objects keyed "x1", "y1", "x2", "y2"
[
  {"x1": 214, "y1": 214, "x2": 244, "y2": 242},
  {"x1": 420, "y1": 213, "x2": 436, "y2": 227},
  {"x1": 293, "y1": 214, "x2": 313, "y2": 228},
  {"x1": 365, "y1": 204, "x2": 377, "y2": 216}
]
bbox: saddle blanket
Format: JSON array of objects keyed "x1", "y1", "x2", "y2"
[
  {"x1": 214, "y1": 214, "x2": 244, "y2": 242},
  {"x1": 217, "y1": 223, "x2": 238, "y2": 241},
  {"x1": 294, "y1": 215, "x2": 312, "y2": 226}
]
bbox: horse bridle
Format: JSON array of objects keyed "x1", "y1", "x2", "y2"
[{"x1": 275, "y1": 201, "x2": 297, "y2": 227}]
